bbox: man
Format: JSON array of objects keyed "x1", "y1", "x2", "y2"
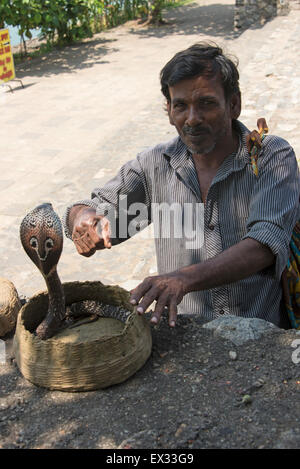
[{"x1": 64, "y1": 43, "x2": 300, "y2": 329}]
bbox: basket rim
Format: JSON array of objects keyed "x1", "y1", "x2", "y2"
[{"x1": 16, "y1": 280, "x2": 140, "y2": 347}]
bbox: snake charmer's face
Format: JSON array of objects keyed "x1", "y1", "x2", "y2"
[
  {"x1": 167, "y1": 73, "x2": 241, "y2": 155},
  {"x1": 20, "y1": 204, "x2": 63, "y2": 276}
]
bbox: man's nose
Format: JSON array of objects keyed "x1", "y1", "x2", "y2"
[{"x1": 185, "y1": 106, "x2": 203, "y2": 127}]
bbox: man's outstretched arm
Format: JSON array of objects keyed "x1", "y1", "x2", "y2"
[
  {"x1": 63, "y1": 155, "x2": 151, "y2": 255},
  {"x1": 130, "y1": 238, "x2": 274, "y2": 327}
]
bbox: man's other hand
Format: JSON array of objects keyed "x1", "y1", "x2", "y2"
[
  {"x1": 129, "y1": 273, "x2": 187, "y2": 328},
  {"x1": 71, "y1": 207, "x2": 112, "y2": 257}
]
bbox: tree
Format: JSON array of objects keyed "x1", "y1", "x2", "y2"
[
  {"x1": 148, "y1": 0, "x2": 166, "y2": 24},
  {"x1": 0, "y1": 0, "x2": 42, "y2": 54}
]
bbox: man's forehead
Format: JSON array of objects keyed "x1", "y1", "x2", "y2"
[{"x1": 168, "y1": 73, "x2": 224, "y2": 100}]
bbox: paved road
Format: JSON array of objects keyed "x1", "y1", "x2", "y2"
[{"x1": 1, "y1": 0, "x2": 299, "y2": 298}]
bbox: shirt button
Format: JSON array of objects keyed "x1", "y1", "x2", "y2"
[
  {"x1": 219, "y1": 309, "x2": 225, "y2": 315},
  {"x1": 208, "y1": 224, "x2": 214, "y2": 230}
]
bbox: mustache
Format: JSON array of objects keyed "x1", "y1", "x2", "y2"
[{"x1": 182, "y1": 125, "x2": 210, "y2": 136}]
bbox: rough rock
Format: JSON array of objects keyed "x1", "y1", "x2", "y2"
[
  {"x1": 202, "y1": 315, "x2": 283, "y2": 346},
  {"x1": 234, "y1": 0, "x2": 282, "y2": 30}
]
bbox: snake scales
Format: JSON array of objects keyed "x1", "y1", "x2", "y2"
[
  {"x1": 20, "y1": 203, "x2": 66, "y2": 339},
  {"x1": 20, "y1": 203, "x2": 130, "y2": 340}
]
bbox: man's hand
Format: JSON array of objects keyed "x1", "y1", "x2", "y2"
[
  {"x1": 129, "y1": 238, "x2": 275, "y2": 328},
  {"x1": 71, "y1": 206, "x2": 112, "y2": 257},
  {"x1": 129, "y1": 272, "x2": 187, "y2": 327}
]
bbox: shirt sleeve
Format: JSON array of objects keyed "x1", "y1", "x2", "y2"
[
  {"x1": 63, "y1": 155, "x2": 151, "y2": 240},
  {"x1": 242, "y1": 136, "x2": 300, "y2": 280}
]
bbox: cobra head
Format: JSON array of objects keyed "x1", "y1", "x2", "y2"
[{"x1": 20, "y1": 203, "x2": 63, "y2": 277}]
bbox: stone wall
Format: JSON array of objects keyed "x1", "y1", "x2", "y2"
[{"x1": 234, "y1": 0, "x2": 290, "y2": 30}]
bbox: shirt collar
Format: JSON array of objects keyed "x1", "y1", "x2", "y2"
[{"x1": 162, "y1": 136, "x2": 191, "y2": 170}]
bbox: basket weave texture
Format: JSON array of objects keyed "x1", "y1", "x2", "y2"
[
  {"x1": 0, "y1": 277, "x2": 21, "y2": 337},
  {"x1": 13, "y1": 281, "x2": 152, "y2": 391}
]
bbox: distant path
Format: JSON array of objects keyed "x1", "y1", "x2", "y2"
[{"x1": 1, "y1": 0, "x2": 299, "y2": 298}]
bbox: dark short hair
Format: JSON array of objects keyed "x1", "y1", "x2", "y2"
[{"x1": 160, "y1": 42, "x2": 240, "y2": 102}]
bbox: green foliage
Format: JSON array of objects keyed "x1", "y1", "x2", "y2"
[
  {"x1": 0, "y1": 0, "x2": 41, "y2": 39},
  {"x1": 101, "y1": 0, "x2": 149, "y2": 28},
  {"x1": 1, "y1": 0, "x2": 103, "y2": 46},
  {"x1": 149, "y1": 0, "x2": 165, "y2": 24},
  {"x1": 38, "y1": 0, "x2": 98, "y2": 45},
  {"x1": 0, "y1": 0, "x2": 180, "y2": 52}
]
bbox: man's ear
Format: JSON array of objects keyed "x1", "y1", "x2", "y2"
[
  {"x1": 230, "y1": 92, "x2": 241, "y2": 120},
  {"x1": 167, "y1": 101, "x2": 175, "y2": 126}
]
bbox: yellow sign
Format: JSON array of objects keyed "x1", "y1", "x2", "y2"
[{"x1": 0, "y1": 29, "x2": 15, "y2": 83}]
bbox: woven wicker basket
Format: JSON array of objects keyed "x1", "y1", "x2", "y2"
[
  {"x1": 0, "y1": 277, "x2": 21, "y2": 337},
  {"x1": 13, "y1": 281, "x2": 152, "y2": 391}
]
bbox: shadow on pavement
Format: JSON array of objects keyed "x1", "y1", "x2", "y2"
[
  {"x1": 4, "y1": 82, "x2": 37, "y2": 93},
  {"x1": 15, "y1": 37, "x2": 119, "y2": 79},
  {"x1": 129, "y1": 2, "x2": 240, "y2": 39}
]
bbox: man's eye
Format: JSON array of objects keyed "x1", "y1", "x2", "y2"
[
  {"x1": 200, "y1": 100, "x2": 215, "y2": 106},
  {"x1": 173, "y1": 103, "x2": 185, "y2": 110}
]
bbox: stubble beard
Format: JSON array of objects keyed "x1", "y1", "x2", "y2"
[
  {"x1": 187, "y1": 140, "x2": 217, "y2": 155},
  {"x1": 184, "y1": 128, "x2": 225, "y2": 156},
  {"x1": 183, "y1": 117, "x2": 229, "y2": 156}
]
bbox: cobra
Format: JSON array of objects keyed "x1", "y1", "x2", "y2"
[{"x1": 20, "y1": 203, "x2": 65, "y2": 340}]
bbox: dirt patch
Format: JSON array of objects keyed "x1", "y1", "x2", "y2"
[{"x1": 0, "y1": 314, "x2": 299, "y2": 449}]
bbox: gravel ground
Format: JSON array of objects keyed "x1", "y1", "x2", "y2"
[{"x1": 0, "y1": 314, "x2": 300, "y2": 449}]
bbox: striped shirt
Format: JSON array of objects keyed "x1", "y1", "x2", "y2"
[{"x1": 63, "y1": 120, "x2": 300, "y2": 327}]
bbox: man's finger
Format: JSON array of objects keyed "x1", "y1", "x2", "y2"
[
  {"x1": 86, "y1": 226, "x2": 102, "y2": 245},
  {"x1": 80, "y1": 247, "x2": 97, "y2": 258},
  {"x1": 73, "y1": 225, "x2": 86, "y2": 238},
  {"x1": 102, "y1": 227, "x2": 112, "y2": 249},
  {"x1": 150, "y1": 295, "x2": 169, "y2": 324},
  {"x1": 168, "y1": 299, "x2": 178, "y2": 327},
  {"x1": 99, "y1": 218, "x2": 112, "y2": 249},
  {"x1": 130, "y1": 278, "x2": 152, "y2": 305},
  {"x1": 73, "y1": 237, "x2": 96, "y2": 257},
  {"x1": 77, "y1": 217, "x2": 111, "y2": 249},
  {"x1": 75, "y1": 229, "x2": 98, "y2": 250},
  {"x1": 135, "y1": 289, "x2": 159, "y2": 314}
]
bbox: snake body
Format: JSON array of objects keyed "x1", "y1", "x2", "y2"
[{"x1": 20, "y1": 203, "x2": 66, "y2": 340}]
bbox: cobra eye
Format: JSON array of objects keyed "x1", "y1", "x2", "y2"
[
  {"x1": 30, "y1": 237, "x2": 38, "y2": 248},
  {"x1": 45, "y1": 238, "x2": 54, "y2": 249}
]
